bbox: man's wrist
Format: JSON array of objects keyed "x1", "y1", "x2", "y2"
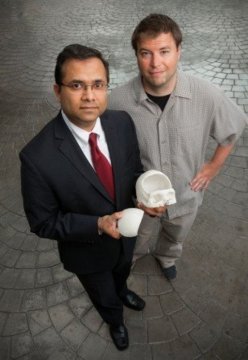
[{"x1": 97, "y1": 217, "x2": 103, "y2": 235}]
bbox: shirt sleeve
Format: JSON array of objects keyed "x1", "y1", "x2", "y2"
[{"x1": 210, "y1": 92, "x2": 247, "y2": 145}]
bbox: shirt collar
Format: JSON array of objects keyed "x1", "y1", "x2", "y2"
[
  {"x1": 61, "y1": 110, "x2": 103, "y2": 145},
  {"x1": 133, "y1": 70, "x2": 192, "y2": 104},
  {"x1": 173, "y1": 71, "x2": 192, "y2": 99}
]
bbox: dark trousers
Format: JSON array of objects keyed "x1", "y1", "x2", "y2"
[{"x1": 76, "y1": 253, "x2": 132, "y2": 326}]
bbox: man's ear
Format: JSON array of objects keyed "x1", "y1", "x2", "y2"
[
  {"x1": 177, "y1": 45, "x2": 181, "y2": 61},
  {"x1": 53, "y1": 84, "x2": 61, "y2": 101}
]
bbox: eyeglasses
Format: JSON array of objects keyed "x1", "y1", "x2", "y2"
[{"x1": 60, "y1": 80, "x2": 108, "y2": 92}]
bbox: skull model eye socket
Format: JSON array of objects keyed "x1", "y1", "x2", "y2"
[{"x1": 136, "y1": 170, "x2": 176, "y2": 207}]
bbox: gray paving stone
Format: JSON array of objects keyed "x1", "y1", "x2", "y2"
[
  {"x1": 28, "y1": 309, "x2": 52, "y2": 336},
  {"x1": 123, "y1": 305, "x2": 143, "y2": 322},
  {"x1": 46, "y1": 348, "x2": 76, "y2": 360},
  {"x1": 66, "y1": 275, "x2": 84, "y2": 297},
  {"x1": 232, "y1": 179, "x2": 248, "y2": 192},
  {"x1": 127, "y1": 273, "x2": 147, "y2": 296},
  {"x1": 33, "y1": 327, "x2": 66, "y2": 359},
  {"x1": 198, "y1": 300, "x2": 228, "y2": 334},
  {"x1": 0, "y1": 289, "x2": 24, "y2": 312},
  {"x1": 98, "y1": 322, "x2": 111, "y2": 341},
  {"x1": 239, "y1": 347, "x2": 248, "y2": 360},
  {"x1": 171, "y1": 307, "x2": 201, "y2": 336},
  {"x1": 225, "y1": 166, "x2": 245, "y2": 179},
  {"x1": 0, "y1": 268, "x2": 20, "y2": 288},
  {"x1": 52, "y1": 263, "x2": 72, "y2": 282},
  {"x1": 218, "y1": 187, "x2": 237, "y2": 202},
  {"x1": 200, "y1": 352, "x2": 220, "y2": 360},
  {"x1": 36, "y1": 238, "x2": 55, "y2": 251},
  {"x1": 229, "y1": 156, "x2": 247, "y2": 168},
  {"x1": 20, "y1": 236, "x2": 38, "y2": 251},
  {"x1": 125, "y1": 319, "x2": 147, "y2": 345},
  {"x1": 49, "y1": 303, "x2": 76, "y2": 332},
  {"x1": 234, "y1": 192, "x2": 248, "y2": 207},
  {"x1": 15, "y1": 251, "x2": 37, "y2": 269},
  {"x1": 147, "y1": 317, "x2": 178, "y2": 343},
  {"x1": 11, "y1": 332, "x2": 33, "y2": 359},
  {"x1": 60, "y1": 318, "x2": 89, "y2": 351},
  {"x1": 46, "y1": 282, "x2": 70, "y2": 307},
  {"x1": 222, "y1": 314, "x2": 248, "y2": 343},
  {"x1": 160, "y1": 292, "x2": 185, "y2": 315},
  {"x1": 142, "y1": 295, "x2": 163, "y2": 319},
  {"x1": 0, "y1": 312, "x2": 8, "y2": 334},
  {"x1": 102, "y1": 342, "x2": 130, "y2": 360},
  {"x1": 214, "y1": 174, "x2": 234, "y2": 187},
  {"x1": 129, "y1": 344, "x2": 153, "y2": 360},
  {"x1": 77, "y1": 333, "x2": 107, "y2": 360},
  {"x1": 36, "y1": 268, "x2": 54, "y2": 287},
  {"x1": 133, "y1": 255, "x2": 161, "y2": 275},
  {"x1": 152, "y1": 335, "x2": 201, "y2": 360},
  {"x1": 68, "y1": 293, "x2": 92, "y2": 318},
  {"x1": 190, "y1": 324, "x2": 218, "y2": 353},
  {"x1": 147, "y1": 275, "x2": 172, "y2": 295},
  {"x1": 3, "y1": 232, "x2": 25, "y2": 250},
  {"x1": 15, "y1": 268, "x2": 36, "y2": 289},
  {"x1": 0, "y1": 242, "x2": 8, "y2": 259},
  {"x1": 0, "y1": 1, "x2": 247, "y2": 359},
  {"x1": 37, "y1": 249, "x2": 60, "y2": 268},
  {"x1": 0, "y1": 248, "x2": 21, "y2": 267},
  {"x1": 21, "y1": 289, "x2": 46, "y2": 311},
  {"x1": 0, "y1": 337, "x2": 11, "y2": 360},
  {"x1": 234, "y1": 146, "x2": 248, "y2": 157},
  {"x1": 212, "y1": 334, "x2": 247, "y2": 360},
  {"x1": 12, "y1": 215, "x2": 30, "y2": 233},
  {"x1": 81, "y1": 306, "x2": 103, "y2": 332},
  {"x1": 3, "y1": 312, "x2": 28, "y2": 336}
]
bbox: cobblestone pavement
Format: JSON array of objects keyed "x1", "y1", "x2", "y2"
[{"x1": 0, "y1": 0, "x2": 247, "y2": 359}]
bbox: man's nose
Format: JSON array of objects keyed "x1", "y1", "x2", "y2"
[
  {"x1": 81, "y1": 86, "x2": 95, "y2": 100},
  {"x1": 151, "y1": 53, "x2": 160, "y2": 67}
]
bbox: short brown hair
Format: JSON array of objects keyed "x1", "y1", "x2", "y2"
[{"x1": 131, "y1": 14, "x2": 182, "y2": 53}]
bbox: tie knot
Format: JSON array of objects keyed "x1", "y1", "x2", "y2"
[{"x1": 89, "y1": 132, "x2": 97, "y2": 146}]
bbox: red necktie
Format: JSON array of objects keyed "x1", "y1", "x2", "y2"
[{"x1": 89, "y1": 132, "x2": 115, "y2": 200}]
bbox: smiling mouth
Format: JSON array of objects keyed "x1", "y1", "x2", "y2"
[{"x1": 150, "y1": 71, "x2": 164, "y2": 76}]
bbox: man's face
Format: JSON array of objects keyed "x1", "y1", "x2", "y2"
[
  {"x1": 136, "y1": 32, "x2": 181, "y2": 95},
  {"x1": 54, "y1": 57, "x2": 108, "y2": 131}
]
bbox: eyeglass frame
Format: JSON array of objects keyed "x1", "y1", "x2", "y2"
[{"x1": 59, "y1": 80, "x2": 109, "y2": 92}]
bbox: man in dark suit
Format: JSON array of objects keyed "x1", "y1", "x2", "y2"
[{"x1": 20, "y1": 44, "x2": 145, "y2": 351}]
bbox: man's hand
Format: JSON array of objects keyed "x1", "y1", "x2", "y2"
[
  {"x1": 190, "y1": 143, "x2": 234, "y2": 192},
  {"x1": 137, "y1": 202, "x2": 167, "y2": 217},
  {"x1": 190, "y1": 162, "x2": 218, "y2": 192},
  {"x1": 98, "y1": 212, "x2": 123, "y2": 239}
]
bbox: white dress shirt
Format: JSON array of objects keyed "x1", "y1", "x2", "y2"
[{"x1": 62, "y1": 110, "x2": 112, "y2": 168}]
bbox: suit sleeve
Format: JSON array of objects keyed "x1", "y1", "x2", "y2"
[
  {"x1": 128, "y1": 113, "x2": 144, "y2": 188},
  {"x1": 20, "y1": 151, "x2": 100, "y2": 243}
]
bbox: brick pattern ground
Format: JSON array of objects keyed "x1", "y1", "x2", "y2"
[{"x1": 0, "y1": 0, "x2": 247, "y2": 359}]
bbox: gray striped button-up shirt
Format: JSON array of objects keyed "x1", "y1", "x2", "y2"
[{"x1": 108, "y1": 71, "x2": 247, "y2": 219}]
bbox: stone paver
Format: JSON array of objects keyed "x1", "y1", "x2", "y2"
[{"x1": 0, "y1": 0, "x2": 247, "y2": 359}]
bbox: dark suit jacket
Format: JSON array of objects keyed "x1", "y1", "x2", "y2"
[{"x1": 20, "y1": 110, "x2": 143, "y2": 274}]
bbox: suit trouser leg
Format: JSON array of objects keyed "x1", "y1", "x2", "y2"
[
  {"x1": 76, "y1": 253, "x2": 132, "y2": 326},
  {"x1": 155, "y1": 208, "x2": 198, "y2": 268}
]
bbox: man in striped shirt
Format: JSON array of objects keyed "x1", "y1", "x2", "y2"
[{"x1": 109, "y1": 13, "x2": 247, "y2": 280}]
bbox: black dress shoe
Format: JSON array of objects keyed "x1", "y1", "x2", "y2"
[
  {"x1": 109, "y1": 324, "x2": 129, "y2": 350},
  {"x1": 121, "y1": 290, "x2": 145, "y2": 311},
  {"x1": 162, "y1": 265, "x2": 177, "y2": 281}
]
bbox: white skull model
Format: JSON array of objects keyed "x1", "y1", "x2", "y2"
[
  {"x1": 136, "y1": 170, "x2": 176, "y2": 207},
  {"x1": 118, "y1": 208, "x2": 144, "y2": 237}
]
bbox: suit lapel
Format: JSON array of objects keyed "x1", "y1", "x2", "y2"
[{"x1": 53, "y1": 113, "x2": 114, "y2": 203}]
